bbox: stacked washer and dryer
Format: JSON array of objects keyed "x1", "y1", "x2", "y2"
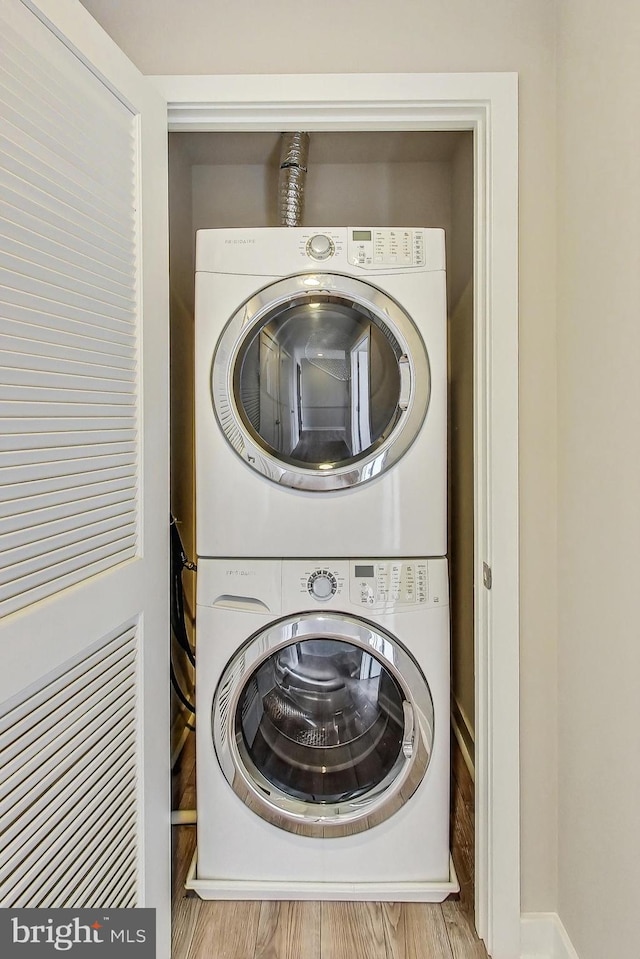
[{"x1": 189, "y1": 226, "x2": 457, "y2": 899}]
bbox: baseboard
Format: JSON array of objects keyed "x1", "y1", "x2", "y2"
[{"x1": 520, "y1": 913, "x2": 580, "y2": 959}]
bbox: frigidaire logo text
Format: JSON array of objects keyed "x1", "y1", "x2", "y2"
[
  {"x1": 11, "y1": 916, "x2": 147, "y2": 951},
  {"x1": 224, "y1": 238, "x2": 255, "y2": 244}
]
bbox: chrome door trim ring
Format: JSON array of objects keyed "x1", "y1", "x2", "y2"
[
  {"x1": 211, "y1": 273, "x2": 431, "y2": 491},
  {"x1": 212, "y1": 612, "x2": 435, "y2": 836}
]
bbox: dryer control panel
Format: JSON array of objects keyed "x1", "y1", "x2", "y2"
[
  {"x1": 195, "y1": 226, "x2": 445, "y2": 275},
  {"x1": 346, "y1": 228, "x2": 426, "y2": 269}
]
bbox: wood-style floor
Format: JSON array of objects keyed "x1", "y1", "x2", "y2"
[{"x1": 171, "y1": 734, "x2": 487, "y2": 959}]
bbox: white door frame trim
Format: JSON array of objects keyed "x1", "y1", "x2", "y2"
[{"x1": 153, "y1": 72, "x2": 520, "y2": 959}]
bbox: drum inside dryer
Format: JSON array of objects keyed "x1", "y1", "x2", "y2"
[
  {"x1": 235, "y1": 297, "x2": 402, "y2": 468},
  {"x1": 236, "y1": 638, "x2": 405, "y2": 803},
  {"x1": 212, "y1": 270, "x2": 433, "y2": 493}
]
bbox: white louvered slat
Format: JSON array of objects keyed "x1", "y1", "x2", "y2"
[
  {"x1": 0, "y1": 300, "x2": 136, "y2": 351},
  {"x1": 0, "y1": 719, "x2": 136, "y2": 865},
  {"x1": 0, "y1": 653, "x2": 136, "y2": 780},
  {"x1": 0, "y1": 627, "x2": 139, "y2": 908},
  {"x1": 48, "y1": 819, "x2": 137, "y2": 909},
  {"x1": 15, "y1": 785, "x2": 137, "y2": 908},
  {"x1": 0, "y1": 462, "x2": 135, "y2": 497},
  {"x1": 73, "y1": 829, "x2": 137, "y2": 907},
  {"x1": 0, "y1": 0, "x2": 140, "y2": 617},
  {"x1": 0, "y1": 533, "x2": 137, "y2": 617},
  {"x1": 4, "y1": 547, "x2": 135, "y2": 610},
  {"x1": 0, "y1": 72, "x2": 134, "y2": 217},
  {"x1": 0, "y1": 86, "x2": 134, "y2": 205},
  {"x1": 0, "y1": 416, "x2": 136, "y2": 436},
  {"x1": 0, "y1": 170, "x2": 134, "y2": 270},
  {"x1": 0, "y1": 439, "x2": 135, "y2": 468},
  {"x1": 0, "y1": 678, "x2": 136, "y2": 816},
  {"x1": 1, "y1": 757, "x2": 136, "y2": 904},
  {"x1": 0, "y1": 17, "x2": 131, "y2": 161},
  {"x1": 0, "y1": 60, "x2": 125, "y2": 175},
  {"x1": 0, "y1": 625, "x2": 133, "y2": 729},
  {"x1": 28, "y1": 812, "x2": 137, "y2": 908},
  {"x1": 0, "y1": 221, "x2": 135, "y2": 297},
  {"x1": 0, "y1": 346, "x2": 135, "y2": 380},
  {"x1": 0, "y1": 480, "x2": 135, "y2": 525},
  {"x1": 0, "y1": 488, "x2": 135, "y2": 536},
  {"x1": 0, "y1": 505, "x2": 136, "y2": 569},
  {"x1": 0, "y1": 463, "x2": 136, "y2": 503},
  {"x1": 0, "y1": 138, "x2": 134, "y2": 259},
  {"x1": 0, "y1": 361, "x2": 134, "y2": 395},
  {"x1": 0, "y1": 396, "x2": 135, "y2": 418},
  {"x1": 0, "y1": 284, "x2": 136, "y2": 339},
  {"x1": 121, "y1": 888, "x2": 137, "y2": 908},
  {"x1": 0, "y1": 429, "x2": 136, "y2": 453},
  {"x1": 0, "y1": 249, "x2": 135, "y2": 315},
  {"x1": 17, "y1": 763, "x2": 136, "y2": 906},
  {"x1": 0, "y1": 204, "x2": 131, "y2": 298},
  {"x1": 0, "y1": 74, "x2": 124, "y2": 180},
  {"x1": 0, "y1": 735, "x2": 135, "y2": 871},
  {"x1": 114, "y1": 884, "x2": 138, "y2": 910},
  {"x1": 1, "y1": 38, "x2": 134, "y2": 158},
  {"x1": 0, "y1": 294, "x2": 136, "y2": 344}
]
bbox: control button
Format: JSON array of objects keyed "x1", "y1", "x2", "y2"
[
  {"x1": 308, "y1": 569, "x2": 337, "y2": 601},
  {"x1": 307, "y1": 234, "x2": 334, "y2": 260}
]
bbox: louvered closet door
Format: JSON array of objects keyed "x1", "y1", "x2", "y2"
[{"x1": 0, "y1": 0, "x2": 169, "y2": 953}]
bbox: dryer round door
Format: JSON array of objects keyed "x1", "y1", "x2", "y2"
[
  {"x1": 212, "y1": 273, "x2": 431, "y2": 491},
  {"x1": 212, "y1": 612, "x2": 434, "y2": 836}
]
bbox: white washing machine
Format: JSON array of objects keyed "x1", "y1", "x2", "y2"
[
  {"x1": 195, "y1": 227, "x2": 447, "y2": 559},
  {"x1": 188, "y1": 557, "x2": 456, "y2": 900}
]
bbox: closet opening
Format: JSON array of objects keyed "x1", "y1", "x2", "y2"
[{"x1": 168, "y1": 129, "x2": 477, "y2": 943}]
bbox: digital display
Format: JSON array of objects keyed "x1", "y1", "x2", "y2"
[
  {"x1": 352, "y1": 230, "x2": 372, "y2": 241},
  {"x1": 355, "y1": 565, "x2": 375, "y2": 578}
]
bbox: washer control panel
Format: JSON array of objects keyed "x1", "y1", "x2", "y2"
[
  {"x1": 202, "y1": 559, "x2": 448, "y2": 614},
  {"x1": 351, "y1": 561, "x2": 430, "y2": 608},
  {"x1": 306, "y1": 568, "x2": 339, "y2": 601},
  {"x1": 296, "y1": 565, "x2": 345, "y2": 603},
  {"x1": 287, "y1": 559, "x2": 447, "y2": 611}
]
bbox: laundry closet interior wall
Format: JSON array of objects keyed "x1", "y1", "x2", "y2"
[{"x1": 167, "y1": 130, "x2": 475, "y2": 768}]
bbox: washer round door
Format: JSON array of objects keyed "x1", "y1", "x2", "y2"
[
  {"x1": 212, "y1": 273, "x2": 431, "y2": 491},
  {"x1": 212, "y1": 613, "x2": 435, "y2": 836}
]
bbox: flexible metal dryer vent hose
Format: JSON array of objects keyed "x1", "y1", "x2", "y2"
[{"x1": 279, "y1": 132, "x2": 310, "y2": 227}]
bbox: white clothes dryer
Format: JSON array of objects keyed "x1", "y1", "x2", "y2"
[
  {"x1": 188, "y1": 557, "x2": 456, "y2": 900},
  {"x1": 195, "y1": 227, "x2": 447, "y2": 558}
]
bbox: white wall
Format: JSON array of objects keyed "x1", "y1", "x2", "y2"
[
  {"x1": 79, "y1": 0, "x2": 559, "y2": 913},
  {"x1": 556, "y1": 1, "x2": 640, "y2": 956}
]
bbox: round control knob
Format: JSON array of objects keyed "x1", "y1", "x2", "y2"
[
  {"x1": 306, "y1": 234, "x2": 334, "y2": 261},
  {"x1": 308, "y1": 569, "x2": 338, "y2": 601}
]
